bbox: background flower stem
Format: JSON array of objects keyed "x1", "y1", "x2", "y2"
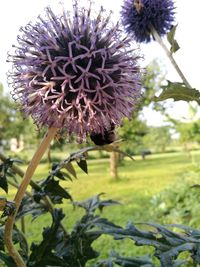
[
  {"x1": 151, "y1": 26, "x2": 192, "y2": 89},
  {"x1": 4, "y1": 127, "x2": 57, "y2": 267}
]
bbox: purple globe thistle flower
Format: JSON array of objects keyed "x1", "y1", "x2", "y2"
[
  {"x1": 121, "y1": 0, "x2": 175, "y2": 43},
  {"x1": 8, "y1": 1, "x2": 142, "y2": 141}
]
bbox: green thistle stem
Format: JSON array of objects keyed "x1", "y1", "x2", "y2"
[{"x1": 151, "y1": 26, "x2": 192, "y2": 89}]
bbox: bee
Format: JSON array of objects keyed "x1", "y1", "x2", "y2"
[
  {"x1": 134, "y1": 0, "x2": 144, "y2": 13},
  {"x1": 90, "y1": 124, "x2": 116, "y2": 146}
]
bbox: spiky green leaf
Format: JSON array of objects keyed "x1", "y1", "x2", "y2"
[
  {"x1": 167, "y1": 25, "x2": 180, "y2": 53},
  {"x1": 76, "y1": 159, "x2": 88, "y2": 174},
  {"x1": 154, "y1": 81, "x2": 200, "y2": 104}
]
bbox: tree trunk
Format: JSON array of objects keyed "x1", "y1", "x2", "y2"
[{"x1": 110, "y1": 151, "x2": 119, "y2": 180}]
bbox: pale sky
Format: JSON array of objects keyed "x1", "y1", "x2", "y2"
[{"x1": 0, "y1": 0, "x2": 199, "y2": 126}]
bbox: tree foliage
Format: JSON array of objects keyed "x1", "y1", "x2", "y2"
[
  {"x1": 143, "y1": 126, "x2": 172, "y2": 153},
  {"x1": 119, "y1": 60, "x2": 167, "y2": 154},
  {"x1": 0, "y1": 83, "x2": 36, "y2": 147}
]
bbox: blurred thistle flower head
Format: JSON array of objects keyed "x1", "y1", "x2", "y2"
[
  {"x1": 8, "y1": 0, "x2": 142, "y2": 142},
  {"x1": 121, "y1": 0, "x2": 175, "y2": 43}
]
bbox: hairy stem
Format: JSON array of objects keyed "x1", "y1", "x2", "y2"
[
  {"x1": 4, "y1": 127, "x2": 57, "y2": 267},
  {"x1": 6, "y1": 180, "x2": 29, "y2": 234},
  {"x1": 151, "y1": 27, "x2": 192, "y2": 89}
]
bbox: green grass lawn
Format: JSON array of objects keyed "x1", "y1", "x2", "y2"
[{"x1": 2, "y1": 149, "x2": 200, "y2": 263}]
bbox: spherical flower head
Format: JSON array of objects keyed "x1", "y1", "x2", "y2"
[
  {"x1": 121, "y1": 0, "x2": 175, "y2": 43},
  {"x1": 8, "y1": 0, "x2": 142, "y2": 141}
]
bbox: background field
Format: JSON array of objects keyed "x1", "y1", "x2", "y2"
[{"x1": 4, "y1": 149, "x2": 200, "y2": 264}]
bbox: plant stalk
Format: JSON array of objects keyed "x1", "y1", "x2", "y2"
[
  {"x1": 6, "y1": 180, "x2": 28, "y2": 234},
  {"x1": 151, "y1": 27, "x2": 192, "y2": 89},
  {"x1": 4, "y1": 127, "x2": 57, "y2": 267}
]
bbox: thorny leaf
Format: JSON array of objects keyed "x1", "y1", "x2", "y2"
[
  {"x1": 167, "y1": 25, "x2": 180, "y2": 53},
  {"x1": 0, "y1": 224, "x2": 28, "y2": 263},
  {"x1": 154, "y1": 81, "x2": 200, "y2": 104},
  {"x1": 0, "y1": 252, "x2": 17, "y2": 267},
  {"x1": 51, "y1": 163, "x2": 72, "y2": 181},
  {"x1": 113, "y1": 253, "x2": 153, "y2": 267},
  {"x1": 34, "y1": 176, "x2": 73, "y2": 204},
  {"x1": 13, "y1": 226, "x2": 29, "y2": 260},
  {"x1": 0, "y1": 157, "x2": 23, "y2": 193},
  {"x1": 54, "y1": 198, "x2": 122, "y2": 266},
  {"x1": 63, "y1": 162, "x2": 77, "y2": 178},
  {"x1": 74, "y1": 194, "x2": 120, "y2": 213},
  {"x1": 43, "y1": 178, "x2": 73, "y2": 202},
  {"x1": 28, "y1": 209, "x2": 65, "y2": 267},
  {"x1": 16, "y1": 196, "x2": 47, "y2": 221},
  {"x1": 97, "y1": 222, "x2": 200, "y2": 266},
  {"x1": 76, "y1": 159, "x2": 88, "y2": 174},
  {"x1": 1, "y1": 200, "x2": 16, "y2": 217}
]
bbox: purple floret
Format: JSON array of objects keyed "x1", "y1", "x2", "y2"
[
  {"x1": 121, "y1": 0, "x2": 175, "y2": 43},
  {"x1": 8, "y1": 0, "x2": 142, "y2": 141}
]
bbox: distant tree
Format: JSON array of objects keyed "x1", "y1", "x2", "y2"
[
  {"x1": 0, "y1": 83, "x2": 16, "y2": 142},
  {"x1": 191, "y1": 120, "x2": 200, "y2": 144},
  {"x1": 118, "y1": 117, "x2": 148, "y2": 155},
  {"x1": 0, "y1": 83, "x2": 36, "y2": 149},
  {"x1": 169, "y1": 104, "x2": 200, "y2": 151},
  {"x1": 142, "y1": 59, "x2": 166, "y2": 108},
  {"x1": 175, "y1": 120, "x2": 200, "y2": 151},
  {"x1": 109, "y1": 60, "x2": 166, "y2": 178},
  {"x1": 119, "y1": 59, "x2": 166, "y2": 153},
  {"x1": 143, "y1": 126, "x2": 172, "y2": 153},
  {"x1": 176, "y1": 122, "x2": 192, "y2": 148}
]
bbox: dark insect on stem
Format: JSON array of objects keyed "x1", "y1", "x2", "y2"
[{"x1": 90, "y1": 124, "x2": 116, "y2": 146}]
